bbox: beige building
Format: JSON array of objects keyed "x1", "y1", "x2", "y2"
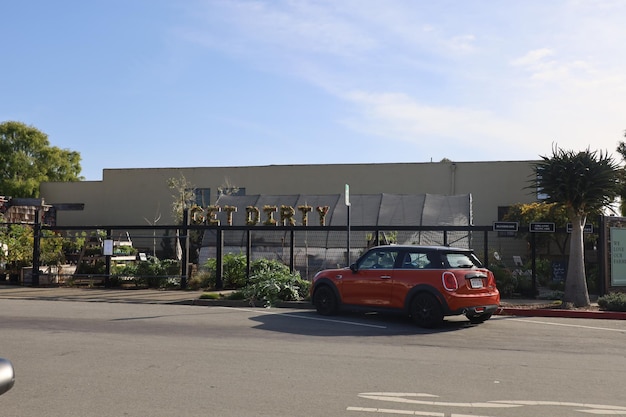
[{"x1": 39, "y1": 160, "x2": 539, "y2": 227}]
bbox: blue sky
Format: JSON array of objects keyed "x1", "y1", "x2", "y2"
[{"x1": 2, "y1": 0, "x2": 626, "y2": 180}]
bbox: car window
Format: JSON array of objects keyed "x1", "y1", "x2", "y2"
[
  {"x1": 401, "y1": 252, "x2": 435, "y2": 269},
  {"x1": 359, "y1": 250, "x2": 399, "y2": 269},
  {"x1": 444, "y1": 252, "x2": 479, "y2": 268}
]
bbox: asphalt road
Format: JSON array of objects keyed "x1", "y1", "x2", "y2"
[{"x1": 1, "y1": 299, "x2": 626, "y2": 417}]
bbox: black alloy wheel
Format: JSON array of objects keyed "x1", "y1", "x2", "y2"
[
  {"x1": 314, "y1": 285, "x2": 338, "y2": 316},
  {"x1": 410, "y1": 293, "x2": 444, "y2": 328}
]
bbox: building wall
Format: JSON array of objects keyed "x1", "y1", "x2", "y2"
[{"x1": 39, "y1": 160, "x2": 538, "y2": 227}]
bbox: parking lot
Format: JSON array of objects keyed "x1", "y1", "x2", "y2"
[{"x1": 1, "y1": 291, "x2": 626, "y2": 416}]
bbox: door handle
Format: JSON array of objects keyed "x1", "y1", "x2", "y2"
[{"x1": 380, "y1": 275, "x2": 391, "y2": 279}]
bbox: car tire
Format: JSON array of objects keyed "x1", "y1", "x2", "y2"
[
  {"x1": 468, "y1": 313, "x2": 492, "y2": 324},
  {"x1": 313, "y1": 285, "x2": 338, "y2": 316},
  {"x1": 410, "y1": 293, "x2": 444, "y2": 328}
]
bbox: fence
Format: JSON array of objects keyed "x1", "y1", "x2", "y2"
[{"x1": 0, "y1": 215, "x2": 606, "y2": 297}]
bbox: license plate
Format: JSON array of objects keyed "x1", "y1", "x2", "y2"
[{"x1": 470, "y1": 278, "x2": 483, "y2": 289}]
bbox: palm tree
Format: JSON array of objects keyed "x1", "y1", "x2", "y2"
[{"x1": 531, "y1": 146, "x2": 621, "y2": 307}]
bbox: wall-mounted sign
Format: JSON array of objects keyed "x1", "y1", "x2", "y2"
[
  {"x1": 529, "y1": 222, "x2": 555, "y2": 232},
  {"x1": 190, "y1": 204, "x2": 331, "y2": 226},
  {"x1": 610, "y1": 228, "x2": 626, "y2": 286},
  {"x1": 493, "y1": 221, "x2": 518, "y2": 232},
  {"x1": 566, "y1": 223, "x2": 594, "y2": 233}
]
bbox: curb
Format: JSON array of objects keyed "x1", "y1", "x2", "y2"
[{"x1": 496, "y1": 307, "x2": 626, "y2": 320}]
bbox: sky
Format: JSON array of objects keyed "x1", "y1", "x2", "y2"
[{"x1": 2, "y1": 0, "x2": 626, "y2": 181}]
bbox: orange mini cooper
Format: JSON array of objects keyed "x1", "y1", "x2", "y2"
[{"x1": 310, "y1": 245, "x2": 500, "y2": 328}]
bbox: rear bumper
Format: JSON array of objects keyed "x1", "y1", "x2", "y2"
[{"x1": 463, "y1": 304, "x2": 499, "y2": 317}]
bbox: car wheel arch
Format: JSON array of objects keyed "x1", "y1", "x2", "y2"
[
  {"x1": 312, "y1": 278, "x2": 342, "y2": 303},
  {"x1": 404, "y1": 284, "x2": 450, "y2": 315}
]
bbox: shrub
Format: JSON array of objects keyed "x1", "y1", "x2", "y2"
[
  {"x1": 490, "y1": 265, "x2": 516, "y2": 297},
  {"x1": 198, "y1": 256, "x2": 311, "y2": 304},
  {"x1": 227, "y1": 291, "x2": 246, "y2": 300},
  {"x1": 161, "y1": 259, "x2": 180, "y2": 276},
  {"x1": 597, "y1": 292, "x2": 626, "y2": 312},
  {"x1": 242, "y1": 260, "x2": 310, "y2": 307},
  {"x1": 222, "y1": 253, "x2": 247, "y2": 288},
  {"x1": 188, "y1": 270, "x2": 213, "y2": 290},
  {"x1": 534, "y1": 258, "x2": 552, "y2": 287},
  {"x1": 250, "y1": 257, "x2": 291, "y2": 276},
  {"x1": 202, "y1": 253, "x2": 248, "y2": 289}
]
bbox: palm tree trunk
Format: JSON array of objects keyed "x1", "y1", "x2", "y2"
[{"x1": 563, "y1": 212, "x2": 590, "y2": 307}]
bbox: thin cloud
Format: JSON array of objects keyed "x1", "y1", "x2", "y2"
[{"x1": 179, "y1": 1, "x2": 626, "y2": 156}]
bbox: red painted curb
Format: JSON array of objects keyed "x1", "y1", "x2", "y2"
[{"x1": 496, "y1": 307, "x2": 626, "y2": 320}]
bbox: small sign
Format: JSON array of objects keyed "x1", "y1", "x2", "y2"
[
  {"x1": 567, "y1": 223, "x2": 594, "y2": 233},
  {"x1": 529, "y1": 222, "x2": 555, "y2": 232},
  {"x1": 345, "y1": 184, "x2": 351, "y2": 206},
  {"x1": 103, "y1": 239, "x2": 114, "y2": 256},
  {"x1": 493, "y1": 221, "x2": 518, "y2": 232},
  {"x1": 552, "y1": 260, "x2": 567, "y2": 281}
]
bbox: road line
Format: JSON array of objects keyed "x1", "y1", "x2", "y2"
[
  {"x1": 217, "y1": 306, "x2": 388, "y2": 328},
  {"x1": 358, "y1": 393, "x2": 519, "y2": 408},
  {"x1": 347, "y1": 406, "x2": 444, "y2": 416},
  {"x1": 509, "y1": 318, "x2": 626, "y2": 333}
]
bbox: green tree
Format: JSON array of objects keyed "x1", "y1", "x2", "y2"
[
  {"x1": 504, "y1": 202, "x2": 570, "y2": 256},
  {"x1": 615, "y1": 132, "x2": 626, "y2": 216},
  {"x1": 0, "y1": 121, "x2": 83, "y2": 198},
  {"x1": 0, "y1": 224, "x2": 33, "y2": 273},
  {"x1": 530, "y1": 146, "x2": 621, "y2": 306}
]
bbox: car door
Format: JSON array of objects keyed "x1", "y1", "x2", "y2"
[
  {"x1": 341, "y1": 248, "x2": 399, "y2": 307},
  {"x1": 391, "y1": 250, "x2": 443, "y2": 308}
]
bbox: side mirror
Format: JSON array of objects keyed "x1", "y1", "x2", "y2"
[
  {"x1": 0, "y1": 358, "x2": 15, "y2": 396},
  {"x1": 349, "y1": 263, "x2": 358, "y2": 273}
]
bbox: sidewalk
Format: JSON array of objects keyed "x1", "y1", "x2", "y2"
[
  {"x1": 0, "y1": 285, "x2": 201, "y2": 305},
  {"x1": 0, "y1": 285, "x2": 625, "y2": 320}
]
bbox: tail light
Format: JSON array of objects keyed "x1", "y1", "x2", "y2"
[{"x1": 442, "y1": 271, "x2": 458, "y2": 291}]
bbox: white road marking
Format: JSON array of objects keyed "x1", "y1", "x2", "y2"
[
  {"x1": 347, "y1": 407, "x2": 444, "y2": 416},
  {"x1": 217, "y1": 306, "x2": 388, "y2": 328},
  {"x1": 509, "y1": 318, "x2": 626, "y2": 333},
  {"x1": 357, "y1": 393, "x2": 519, "y2": 408},
  {"x1": 491, "y1": 400, "x2": 626, "y2": 414},
  {"x1": 350, "y1": 393, "x2": 626, "y2": 416}
]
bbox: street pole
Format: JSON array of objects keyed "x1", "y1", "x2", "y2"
[
  {"x1": 346, "y1": 184, "x2": 351, "y2": 266},
  {"x1": 32, "y1": 209, "x2": 41, "y2": 286}
]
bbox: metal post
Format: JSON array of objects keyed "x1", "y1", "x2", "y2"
[
  {"x1": 31, "y1": 209, "x2": 41, "y2": 286},
  {"x1": 246, "y1": 229, "x2": 252, "y2": 284},
  {"x1": 105, "y1": 228, "x2": 112, "y2": 287},
  {"x1": 598, "y1": 214, "x2": 606, "y2": 296},
  {"x1": 346, "y1": 184, "x2": 351, "y2": 266},
  {"x1": 531, "y1": 232, "x2": 537, "y2": 298},
  {"x1": 347, "y1": 204, "x2": 351, "y2": 265},
  {"x1": 216, "y1": 228, "x2": 223, "y2": 289},
  {"x1": 290, "y1": 229, "x2": 295, "y2": 273},
  {"x1": 180, "y1": 209, "x2": 189, "y2": 289},
  {"x1": 483, "y1": 230, "x2": 489, "y2": 269}
]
